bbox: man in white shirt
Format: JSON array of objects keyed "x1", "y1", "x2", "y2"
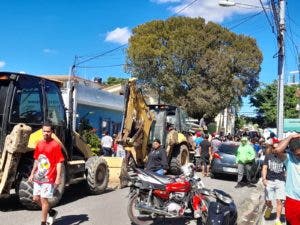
[{"x1": 101, "y1": 131, "x2": 113, "y2": 156}]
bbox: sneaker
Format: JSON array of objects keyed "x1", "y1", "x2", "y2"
[
  {"x1": 264, "y1": 206, "x2": 272, "y2": 219},
  {"x1": 194, "y1": 209, "x2": 201, "y2": 219},
  {"x1": 275, "y1": 220, "x2": 282, "y2": 225},
  {"x1": 47, "y1": 209, "x2": 58, "y2": 225}
]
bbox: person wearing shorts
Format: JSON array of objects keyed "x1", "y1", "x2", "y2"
[
  {"x1": 274, "y1": 133, "x2": 300, "y2": 225},
  {"x1": 28, "y1": 123, "x2": 65, "y2": 225},
  {"x1": 199, "y1": 134, "x2": 212, "y2": 176},
  {"x1": 262, "y1": 139, "x2": 285, "y2": 225}
]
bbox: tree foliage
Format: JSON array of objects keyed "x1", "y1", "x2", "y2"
[
  {"x1": 125, "y1": 17, "x2": 263, "y2": 119},
  {"x1": 250, "y1": 81, "x2": 299, "y2": 127},
  {"x1": 105, "y1": 76, "x2": 127, "y2": 86}
]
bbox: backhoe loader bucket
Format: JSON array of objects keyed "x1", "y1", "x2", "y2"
[{"x1": 102, "y1": 156, "x2": 129, "y2": 189}]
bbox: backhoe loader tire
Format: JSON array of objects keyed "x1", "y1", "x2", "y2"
[
  {"x1": 169, "y1": 144, "x2": 189, "y2": 175},
  {"x1": 17, "y1": 177, "x2": 39, "y2": 210},
  {"x1": 17, "y1": 164, "x2": 66, "y2": 210},
  {"x1": 85, "y1": 156, "x2": 109, "y2": 194},
  {"x1": 48, "y1": 164, "x2": 66, "y2": 207},
  {"x1": 16, "y1": 160, "x2": 39, "y2": 210}
]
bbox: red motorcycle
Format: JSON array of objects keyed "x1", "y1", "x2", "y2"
[{"x1": 127, "y1": 164, "x2": 210, "y2": 225}]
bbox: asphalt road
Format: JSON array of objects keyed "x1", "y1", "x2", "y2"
[{"x1": 0, "y1": 174, "x2": 262, "y2": 225}]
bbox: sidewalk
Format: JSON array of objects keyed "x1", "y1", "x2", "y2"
[{"x1": 240, "y1": 179, "x2": 287, "y2": 225}]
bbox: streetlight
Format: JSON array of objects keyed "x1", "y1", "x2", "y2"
[
  {"x1": 219, "y1": 0, "x2": 286, "y2": 138},
  {"x1": 218, "y1": 0, "x2": 266, "y2": 9}
]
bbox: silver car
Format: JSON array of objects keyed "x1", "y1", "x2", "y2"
[{"x1": 210, "y1": 143, "x2": 261, "y2": 181}]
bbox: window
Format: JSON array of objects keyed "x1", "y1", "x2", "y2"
[
  {"x1": 10, "y1": 77, "x2": 43, "y2": 124},
  {"x1": 218, "y1": 144, "x2": 239, "y2": 155},
  {"x1": 0, "y1": 80, "x2": 9, "y2": 137},
  {"x1": 45, "y1": 81, "x2": 65, "y2": 125}
]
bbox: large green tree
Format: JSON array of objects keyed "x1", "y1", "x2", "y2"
[
  {"x1": 250, "y1": 81, "x2": 299, "y2": 127},
  {"x1": 125, "y1": 17, "x2": 263, "y2": 119}
]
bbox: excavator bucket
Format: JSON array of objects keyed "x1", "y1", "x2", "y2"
[
  {"x1": 102, "y1": 156, "x2": 128, "y2": 189},
  {"x1": 0, "y1": 123, "x2": 32, "y2": 197}
]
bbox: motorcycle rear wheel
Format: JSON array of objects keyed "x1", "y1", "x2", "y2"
[{"x1": 127, "y1": 193, "x2": 154, "y2": 225}]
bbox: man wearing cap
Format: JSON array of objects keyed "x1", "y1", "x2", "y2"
[
  {"x1": 235, "y1": 137, "x2": 256, "y2": 188},
  {"x1": 145, "y1": 139, "x2": 169, "y2": 175}
]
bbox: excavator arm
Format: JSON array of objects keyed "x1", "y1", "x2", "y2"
[{"x1": 120, "y1": 79, "x2": 155, "y2": 167}]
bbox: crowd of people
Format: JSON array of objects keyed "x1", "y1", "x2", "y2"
[
  {"x1": 90, "y1": 128, "x2": 300, "y2": 224},
  {"x1": 189, "y1": 129, "x2": 300, "y2": 225},
  {"x1": 29, "y1": 121, "x2": 300, "y2": 225}
]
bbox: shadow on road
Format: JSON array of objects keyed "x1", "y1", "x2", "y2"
[
  {"x1": 0, "y1": 182, "x2": 115, "y2": 211},
  {"x1": 210, "y1": 174, "x2": 237, "y2": 182},
  {"x1": 132, "y1": 217, "x2": 204, "y2": 225},
  {"x1": 59, "y1": 182, "x2": 114, "y2": 206},
  {"x1": 0, "y1": 194, "x2": 23, "y2": 212},
  {"x1": 59, "y1": 182, "x2": 89, "y2": 206},
  {"x1": 54, "y1": 214, "x2": 89, "y2": 225}
]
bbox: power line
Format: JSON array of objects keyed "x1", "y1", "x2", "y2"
[
  {"x1": 228, "y1": 11, "x2": 264, "y2": 30},
  {"x1": 73, "y1": 0, "x2": 200, "y2": 73},
  {"x1": 76, "y1": 64, "x2": 125, "y2": 69},
  {"x1": 259, "y1": 0, "x2": 275, "y2": 34},
  {"x1": 172, "y1": 0, "x2": 199, "y2": 16},
  {"x1": 286, "y1": 4, "x2": 300, "y2": 72},
  {"x1": 75, "y1": 44, "x2": 127, "y2": 66}
]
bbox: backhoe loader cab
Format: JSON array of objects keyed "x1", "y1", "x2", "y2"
[
  {"x1": 0, "y1": 72, "x2": 110, "y2": 209},
  {"x1": 148, "y1": 105, "x2": 190, "y2": 147}
]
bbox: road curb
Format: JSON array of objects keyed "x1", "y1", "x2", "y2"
[{"x1": 237, "y1": 180, "x2": 265, "y2": 225}]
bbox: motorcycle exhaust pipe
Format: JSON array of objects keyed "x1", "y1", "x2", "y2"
[{"x1": 136, "y1": 203, "x2": 174, "y2": 217}]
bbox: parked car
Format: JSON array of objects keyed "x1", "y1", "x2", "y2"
[{"x1": 210, "y1": 143, "x2": 261, "y2": 182}]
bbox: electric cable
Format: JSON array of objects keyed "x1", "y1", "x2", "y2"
[
  {"x1": 259, "y1": 0, "x2": 275, "y2": 34},
  {"x1": 76, "y1": 64, "x2": 125, "y2": 69},
  {"x1": 171, "y1": 0, "x2": 199, "y2": 16},
  {"x1": 75, "y1": 44, "x2": 127, "y2": 66},
  {"x1": 228, "y1": 11, "x2": 264, "y2": 30}
]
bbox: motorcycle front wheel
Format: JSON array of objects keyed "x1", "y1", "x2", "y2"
[{"x1": 127, "y1": 193, "x2": 154, "y2": 225}]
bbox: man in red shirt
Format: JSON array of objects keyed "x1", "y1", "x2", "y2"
[{"x1": 28, "y1": 123, "x2": 65, "y2": 225}]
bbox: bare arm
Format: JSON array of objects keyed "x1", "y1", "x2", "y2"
[
  {"x1": 28, "y1": 160, "x2": 38, "y2": 182},
  {"x1": 209, "y1": 146, "x2": 212, "y2": 160},
  {"x1": 274, "y1": 133, "x2": 300, "y2": 154},
  {"x1": 54, "y1": 162, "x2": 62, "y2": 188},
  {"x1": 261, "y1": 164, "x2": 268, "y2": 186}
]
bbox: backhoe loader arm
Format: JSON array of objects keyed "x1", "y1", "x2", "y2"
[{"x1": 120, "y1": 79, "x2": 154, "y2": 167}]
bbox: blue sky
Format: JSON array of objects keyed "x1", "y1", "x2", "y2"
[{"x1": 1, "y1": 0, "x2": 299, "y2": 114}]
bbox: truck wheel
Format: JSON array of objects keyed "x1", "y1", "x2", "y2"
[
  {"x1": 16, "y1": 164, "x2": 66, "y2": 210},
  {"x1": 169, "y1": 144, "x2": 189, "y2": 175},
  {"x1": 85, "y1": 156, "x2": 109, "y2": 194}
]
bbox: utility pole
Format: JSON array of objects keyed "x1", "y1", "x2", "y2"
[{"x1": 271, "y1": 0, "x2": 285, "y2": 139}]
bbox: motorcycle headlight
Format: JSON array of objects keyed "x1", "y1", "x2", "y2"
[{"x1": 213, "y1": 189, "x2": 233, "y2": 204}]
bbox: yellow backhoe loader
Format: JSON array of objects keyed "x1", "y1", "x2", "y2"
[
  {"x1": 0, "y1": 72, "x2": 125, "y2": 209},
  {"x1": 120, "y1": 79, "x2": 194, "y2": 175}
]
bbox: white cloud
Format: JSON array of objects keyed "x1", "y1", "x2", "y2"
[
  {"x1": 43, "y1": 48, "x2": 58, "y2": 54},
  {"x1": 153, "y1": 0, "x2": 267, "y2": 23},
  {"x1": 0, "y1": 61, "x2": 6, "y2": 68},
  {"x1": 105, "y1": 27, "x2": 132, "y2": 44}
]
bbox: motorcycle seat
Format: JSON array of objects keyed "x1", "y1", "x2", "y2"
[{"x1": 142, "y1": 170, "x2": 175, "y2": 184}]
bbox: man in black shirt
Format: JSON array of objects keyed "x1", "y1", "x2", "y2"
[
  {"x1": 145, "y1": 139, "x2": 169, "y2": 175},
  {"x1": 199, "y1": 134, "x2": 212, "y2": 177},
  {"x1": 261, "y1": 140, "x2": 285, "y2": 224}
]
